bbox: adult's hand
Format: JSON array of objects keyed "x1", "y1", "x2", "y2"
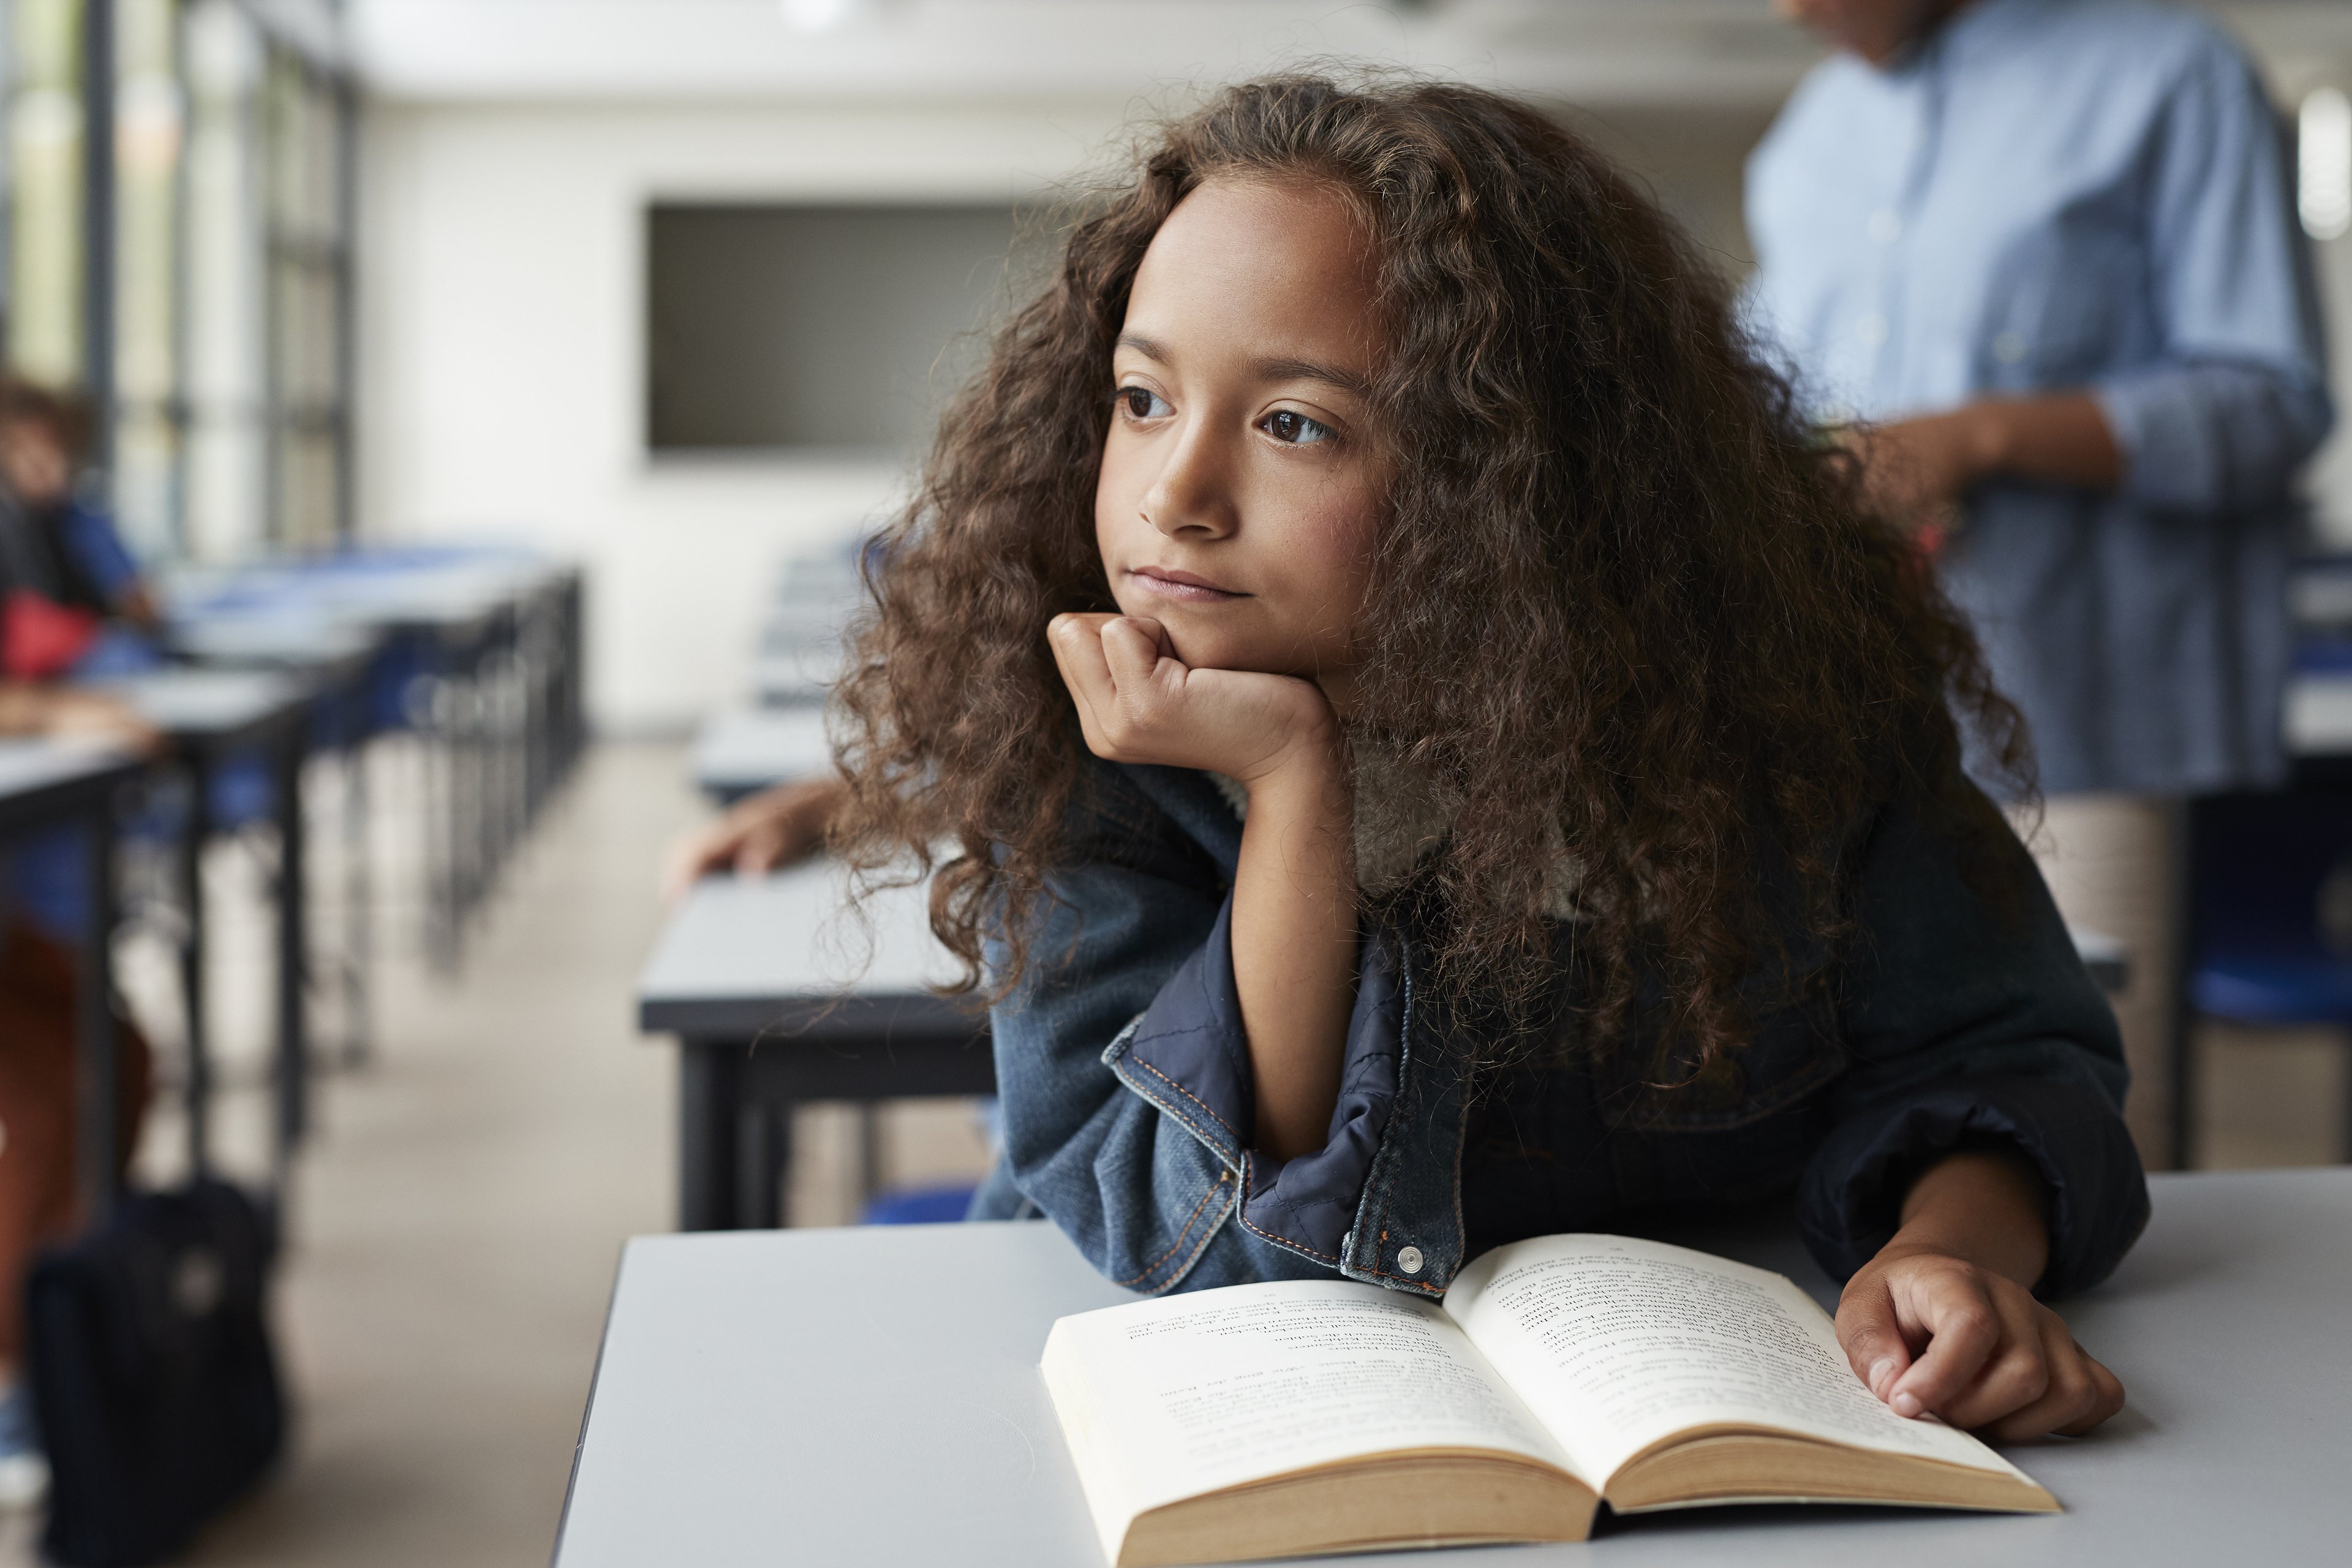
[{"x1": 1845, "y1": 392, "x2": 2123, "y2": 535}]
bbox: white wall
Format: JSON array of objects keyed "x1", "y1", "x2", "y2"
[
  {"x1": 355, "y1": 97, "x2": 1133, "y2": 732},
  {"x1": 356, "y1": 39, "x2": 2352, "y2": 736}
]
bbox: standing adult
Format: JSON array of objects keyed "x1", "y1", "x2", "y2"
[{"x1": 1746, "y1": 0, "x2": 2333, "y2": 1167}]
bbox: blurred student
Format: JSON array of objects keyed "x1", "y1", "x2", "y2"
[
  {"x1": 1746, "y1": 0, "x2": 2332, "y2": 1166},
  {"x1": 0, "y1": 376, "x2": 160, "y2": 1506},
  {"x1": 0, "y1": 377, "x2": 160, "y2": 682}
]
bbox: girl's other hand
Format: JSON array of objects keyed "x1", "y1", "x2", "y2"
[
  {"x1": 658, "y1": 774, "x2": 848, "y2": 903},
  {"x1": 1836, "y1": 1244, "x2": 2125, "y2": 1441},
  {"x1": 1836, "y1": 1145, "x2": 2124, "y2": 1441},
  {"x1": 1047, "y1": 612, "x2": 1336, "y2": 785}
]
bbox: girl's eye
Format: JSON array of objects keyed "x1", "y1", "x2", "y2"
[
  {"x1": 1262, "y1": 409, "x2": 1335, "y2": 447},
  {"x1": 1119, "y1": 385, "x2": 1171, "y2": 421}
]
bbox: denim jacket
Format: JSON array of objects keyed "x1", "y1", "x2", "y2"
[{"x1": 973, "y1": 754, "x2": 2149, "y2": 1301}]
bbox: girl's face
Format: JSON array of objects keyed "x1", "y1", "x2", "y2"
[{"x1": 1093, "y1": 176, "x2": 1385, "y2": 706}]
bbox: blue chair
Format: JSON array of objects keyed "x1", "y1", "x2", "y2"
[
  {"x1": 2180, "y1": 788, "x2": 2352, "y2": 1164},
  {"x1": 859, "y1": 1184, "x2": 978, "y2": 1226}
]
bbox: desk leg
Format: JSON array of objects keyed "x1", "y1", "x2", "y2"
[
  {"x1": 274, "y1": 729, "x2": 309, "y2": 1173},
  {"x1": 679, "y1": 1043, "x2": 741, "y2": 1231},
  {"x1": 857, "y1": 1103, "x2": 882, "y2": 1215},
  {"x1": 738, "y1": 1102, "x2": 788, "y2": 1230},
  {"x1": 2168, "y1": 801, "x2": 2196, "y2": 1171},
  {"x1": 343, "y1": 726, "x2": 372, "y2": 1067},
  {"x1": 179, "y1": 766, "x2": 212, "y2": 1175},
  {"x1": 74, "y1": 807, "x2": 121, "y2": 1224}
]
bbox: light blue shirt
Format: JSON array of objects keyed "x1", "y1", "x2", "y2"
[{"x1": 1746, "y1": 0, "x2": 2332, "y2": 796}]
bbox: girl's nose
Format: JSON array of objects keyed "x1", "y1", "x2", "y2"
[{"x1": 1140, "y1": 421, "x2": 1238, "y2": 540}]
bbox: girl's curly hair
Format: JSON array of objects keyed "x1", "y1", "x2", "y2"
[{"x1": 831, "y1": 72, "x2": 2030, "y2": 1080}]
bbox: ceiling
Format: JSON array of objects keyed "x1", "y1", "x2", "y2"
[{"x1": 342, "y1": 0, "x2": 2352, "y2": 110}]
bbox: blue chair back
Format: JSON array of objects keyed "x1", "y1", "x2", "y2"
[{"x1": 2188, "y1": 790, "x2": 2352, "y2": 1022}]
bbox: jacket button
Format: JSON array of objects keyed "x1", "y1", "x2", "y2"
[{"x1": 1396, "y1": 1245, "x2": 1425, "y2": 1275}]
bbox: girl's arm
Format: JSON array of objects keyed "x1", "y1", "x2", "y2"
[
  {"x1": 1227, "y1": 722, "x2": 1355, "y2": 1159},
  {"x1": 1049, "y1": 612, "x2": 1356, "y2": 1159}
]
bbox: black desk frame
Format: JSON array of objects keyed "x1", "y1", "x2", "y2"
[
  {"x1": 645, "y1": 990, "x2": 993, "y2": 1231},
  {"x1": 0, "y1": 754, "x2": 141, "y2": 1217},
  {"x1": 160, "y1": 695, "x2": 314, "y2": 1178}
]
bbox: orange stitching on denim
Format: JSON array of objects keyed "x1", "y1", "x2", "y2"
[
  {"x1": 1131, "y1": 1058, "x2": 1242, "y2": 1143},
  {"x1": 1157, "y1": 1187, "x2": 1238, "y2": 1291},
  {"x1": 1137, "y1": 1093, "x2": 1219, "y2": 1154},
  {"x1": 1115, "y1": 1171, "x2": 1231, "y2": 1288}
]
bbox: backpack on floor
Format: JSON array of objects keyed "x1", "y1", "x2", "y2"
[{"x1": 26, "y1": 1180, "x2": 285, "y2": 1567}]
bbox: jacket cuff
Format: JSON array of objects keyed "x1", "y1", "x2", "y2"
[
  {"x1": 1800, "y1": 1073, "x2": 2150, "y2": 1298},
  {"x1": 1104, "y1": 895, "x2": 1404, "y2": 1273}
]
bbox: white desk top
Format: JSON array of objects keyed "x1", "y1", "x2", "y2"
[
  {"x1": 164, "y1": 615, "x2": 380, "y2": 669},
  {"x1": 639, "y1": 865, "x2": 2130, "y2": 1037},
  {"x1": 0, "y1": 738, "x2": 141, "y2": 834},
  {"x1": 688, "y1": 706, "x2": 833, "y2": 796},
  {"x1": 752, "y1": 644, "x2": 841, "y2": 707},
  {"x1": 87, "y1": 667, "x2": 311, "y2": 741},
  {"x1": 160, "y1": 554, "x2": 568, "y2": 636},
  {"x1": 2286, "y1": 668, "x2": 2352, "y2": 756},
  {"x1": 636, "y1": 863, "x2": 971, "y2": 1038},
  {"x1": 556, "y1": 1168, "x2": 2352, "y2": 1568}
]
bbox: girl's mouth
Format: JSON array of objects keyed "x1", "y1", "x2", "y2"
[{"x1": 1128, "y1": 565, "x2": 1247, "y2": 603}]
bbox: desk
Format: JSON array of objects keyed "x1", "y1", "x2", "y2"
[
  {"x1": 639, "y1": 869, "x2": 2130, "y2": 1231},
  {"x1": 638, "y1": 866, "x2": 989, "y2": 1230},
  {"x1": 160, "y1": 551, "x2": 589, "y2": 973},
  {"x1": 2067, "y1": 925, "x2": 2127, "y2": 994},
  {"x1": 688, "y1": 706, "x2": 832, "y2": 803},
  {"x1": 90, "y1": 669, "x2": 315, "y2": 1171},
  {"x1": 555, "y1": 1167, "x2": 2352, "y2": 1568},
  {"x1": 0, "y1": 739, "x2": 144, "y2": 1218},
  {"x1": 751, "y1": 641, "x2": 840, "y2": 709},
  {"x1": 162, "y1": 622, "x2": 387, "y2": 1065}
]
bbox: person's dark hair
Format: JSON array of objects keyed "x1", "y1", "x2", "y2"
[
  {"x1": 0, "y1": 375, "x2": 92, "y2": 460},
  {"x1": 832, "y1": 72, "x2": 2031, "y2": 1082}
]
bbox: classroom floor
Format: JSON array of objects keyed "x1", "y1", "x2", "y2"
[{"x1": 0, "y1": 739, "x2": 2338, "y2": 1564}]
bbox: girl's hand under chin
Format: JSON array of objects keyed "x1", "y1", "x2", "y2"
[{"x1": 1048, "y1": 612, "x2": 1336, "y2": 784}]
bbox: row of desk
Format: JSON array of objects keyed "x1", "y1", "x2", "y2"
[
  {"x1": 0, "y1": 548, "x2": 587, "y2": 1218},
  {"x1": 160, "y1": 546, "x2": 589, "y2": 974},
  {"x1": 638, "y1": 859, "x2": 2128, "y2": 1232},
  {"x1": 658, "y1": 532, "x2": 2133, "y2": 1230}
]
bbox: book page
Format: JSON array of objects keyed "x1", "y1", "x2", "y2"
[
  {"x1": 1444, "y1": 1235, "x2": 2036, "y2": 1488},
  {"x1": 1042, "y1": 1279, "x2": 1581, "y2": 1545}
]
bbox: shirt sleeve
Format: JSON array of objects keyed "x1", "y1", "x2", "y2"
[
  {"x1": 2093, "y1": 40, "x2": 2334, "y2": 516},
  {"x1": 59, "y1": 504, "x2": 143, "y2": 608},
  {"x1": 1799, "y1": 793, "x2": 2151, "y2": 1299},
  {"x1": 986, "y1": 766, "x2": 1408, "y2": 1294}
]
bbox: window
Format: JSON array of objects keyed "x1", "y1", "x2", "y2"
[{"x1": 0, "y1": 0, "x2": 352, "y2": 561}]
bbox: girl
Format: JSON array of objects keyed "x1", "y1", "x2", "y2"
[{"x1": 834, "y1": 76, "x2": 2144, "y2": 1442}]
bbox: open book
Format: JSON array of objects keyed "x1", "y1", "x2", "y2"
[{"x1": 1042, "y1": 1234, "x2": 2056, "y2": 1567}]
